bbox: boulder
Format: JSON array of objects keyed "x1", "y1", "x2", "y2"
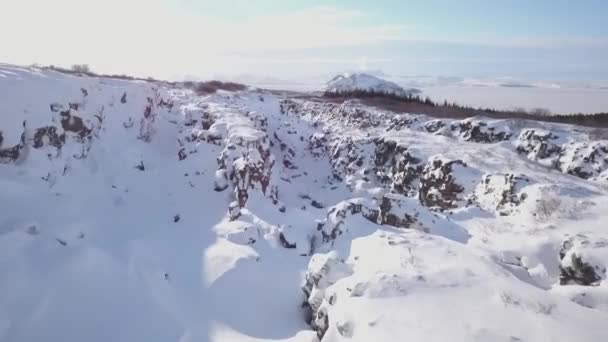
[
  {"x1": 302, "y1": 253, "x2": 353, "y2": 339},
  {"x1": 450, "y1": 118, "x2": 512, "y2": 143},
  {"x1": 419, "y1": 156, "x2": 479, "y2": 210},
  {"x1": 516, "y1": 129, "x2": 561, "y2": 160},
  {"x1": 559, "y1": 234, "x2": 607, "y2": 286}
]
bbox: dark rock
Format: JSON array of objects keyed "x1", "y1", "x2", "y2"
[
  {"x1": 373, "y1": 138, "x2": 423, "y2": 196},
  {"x1": 559, "y1": 235, "x2": 606, "y2": 286},
  {"x1": 228, "y1": 201, "x2": 241, "y2": 221},
  {"x1": 479, "y1": 173, "x2": 531, "y2": 214},
  {"x1": 424, "y1": 119, "x2": 445, "y2": 133},
  {"x1": 60, "y1": 110, "x2": 91, "y2": 138},
  {"x1": 0, "y1": 123, "x2": 27, "y2": 163},
  {"x1": 377, "y1": 195, "x2": 416, "y2": 228},
  {"x1": 302, "y1": 254, "x2": 353, "y2": 340},
  {"x1": 135, "y1": 161, "x2": 145, "y2": 171},
  {"x1": 33, "y1": 126, "x2": 65, "y2": 149},
  {"x1": 560, "y1": 254, "x2": 603, "y2": 286},
  {"x1": 311, "y1": 200, "x2": 325, "y2": 209},
  {"x1": 451, "y1": 119, "x2": 512, "y2": 143},
  {"x1": 178, "y1": 148, "x2": 187, "y2": 160},
  {"x1": 279, "y1": 232, "x2": 296, "y2": 248},
  {"x1": 50, "y1": 103, "x2": 64, "y2": 112},
  {"x1": 419, "y1": 157, "x2": 473, "y2": 210},
  {"x1": 516, "y1": 129, "x2": 561, "y2": 160}
]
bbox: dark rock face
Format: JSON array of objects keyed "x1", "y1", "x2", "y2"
[
  {"x1": 0, "y1": 127, "x2": 26, "y2": 163},
  {"x1": 387, "y1": 115, "x2": 421, "y2": 131},
  {"x1": 451, "y1": 119, "x2": 512, "y2": 143},
  {"x1": 279, "y1": 99, "x2": 298, "y2": 115},
  {"x1": 228, "y1": 201, "x2": 241, "y2": 221},
  {"x1": 517, "y1": 129, "x2": 561, "y2": 160},
  {"x1": 327, "y1": 136, "x2": 368, "y2": 182},
  {"x1": 557, "y1": 141, "x2": 608, "y2": 180},
  {"x1": 217, "y1": 138, "x2": 274, "y2": 207},
  {"x1": 424, "y1": 119, "x2": 445, "y2": 133},
  {"x1": 307, "y1": 133, "x2": 328, "y2": 158},
  {"x1": 419, "y1": 157, "x2": 471, "y2": 210},
  {"x1": 278, "y1": 232, "x2": 297, "y2": 249},
  {"x1": 317, "y1": 200, "x2": 379, "y2": 243},
  {"x1": 32, "y1": 126, "x2": 65, "y2": 149},
  {"x1": 559, "y1": 235, "x2": 607, "y2": 286},
  {"x1": 373, "y1": 138, "x2": 423, "y2": 196},
  {"x1": 560, "y1": 254, "x2": 602, "y2": 286},
  {"x1": 279, "y1": 99, "x2": 385, "y2": 129},
  {"x1": 302, "y1": 254, "x2": 353, "y2": 340},
  {"x1": 0, "y1": 132, "x2": 25, "y2": 164},
  {"x1": 315, "y1": 195, "x2": 425, "y2": 248},
  {"x1": 272, "y1": 131, "x2": 297, "y2": 170},
  {"x1": 138, "y1": 97, "x2": 156, "y2": 142},
  {"x1": 377, "y1": 195, "x2": 417, "y2": 228}
]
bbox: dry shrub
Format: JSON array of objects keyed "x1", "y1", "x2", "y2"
[{"x1": 195, "y1": 81, "x2": 247, "y2": 95}]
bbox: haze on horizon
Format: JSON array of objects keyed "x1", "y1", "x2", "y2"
[{"x1": 1, "y1": 0, "x2": 607, "y2": 83}]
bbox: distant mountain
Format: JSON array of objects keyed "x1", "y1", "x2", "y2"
[{"x1": 325, "y1": 73, "x2": 419, "y2": 96}]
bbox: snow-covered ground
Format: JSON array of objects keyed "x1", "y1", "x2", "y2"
[{"x1": 1, "y1": 64, "x2": 608, "y2": 342}]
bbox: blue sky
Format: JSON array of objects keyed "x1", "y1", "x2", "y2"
[
  {"x1": 178, "y1": 0, "x2": 608, "y2": 38},
  {"x1": 1, "y1": 0, "x2": 607, "y2": 81}
]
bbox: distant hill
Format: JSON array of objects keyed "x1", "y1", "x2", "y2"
[{"x1": 325, "y1": 73, "x2": 420, "y2": 97}]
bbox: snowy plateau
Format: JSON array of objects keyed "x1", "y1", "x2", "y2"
[{"x1": 1, "y1": 64, "x2": 608, "y2": 342}]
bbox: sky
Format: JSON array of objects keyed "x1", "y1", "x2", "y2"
[{"x1": 1, "y1": 0, "x2": 607, "y2": 82}]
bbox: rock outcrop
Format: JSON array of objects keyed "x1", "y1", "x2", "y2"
[
  {"x1": 516, "y1": 129, "x2": 562, "y2": 161},
  {"x1": 302, "y1": 253, "x2": 353, "y2": 339},
  {"x1": 557, "y1": 141, "x2": 608, "y2": 180},
  {"x1": 450, "y1": 118, "x2": 512, "y2": 143},
  {"x1": 559, "y1": 235, "x2": 607, "y2": 286},
  {"x1": 373, "y1": 138, "x2": 423, "y2": 196},
  {"x1": 419, "y1": 157, "x2": 479, "y2": 210},
  {"x1": 477, "y1": 173, "x2": 531, "y2": 214}
]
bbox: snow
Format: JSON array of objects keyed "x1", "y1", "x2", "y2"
[{"x1": 2, "y1": 63, "x2": 608, "y2": 342}]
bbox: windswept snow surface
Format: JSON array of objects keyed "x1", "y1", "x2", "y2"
[{"x1": 1, "y1": 64, "x2": 608, "y2": 342}]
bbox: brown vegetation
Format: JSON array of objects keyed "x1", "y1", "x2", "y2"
[
  {"x1": 193, "y1": 81, "x2": 247, "y2": 95},
  {"x1": 324, "y1": 90, "x2": 608, "y2": 128}
]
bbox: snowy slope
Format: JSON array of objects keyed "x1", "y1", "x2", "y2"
[
  {"x1": 1, "y1": 64, "x2": 608, "y2": 342},
  {"x1": 325, "y1": 73, "x2": 417, "y2": 96}
]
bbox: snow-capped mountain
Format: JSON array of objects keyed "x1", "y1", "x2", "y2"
[
  {"x1": 325, "y1": 73, "x2": 418, "y2": 96},
  {"x1": 2, "y1": 63, "x2": 608, "y2": 342}
]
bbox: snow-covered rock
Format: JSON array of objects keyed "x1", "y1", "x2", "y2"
[
  {"x1": 516, "y1": 128, "x2": 562, "y2": 161},
  {"x1": 450, "y1": 118, "x2": 513, "y2": 143},
  {"x1": 558, "y1": 141, "x2": 608, "y2": 180},
  {"x1": 559, "y1": 234, "x2": 608, "y2": 286},
  {"x1": 476, "y1": 173, "x2": 532, "y2": 215},
  {"x1": 325, "y1": 73, "x2": 413, "y2": 97},
  {"x1": 418, "y1": 156, "x2": 481, "y2": 210},
  {"x1": 2, "y1": 64, "x2": 608, "y2": 342}
]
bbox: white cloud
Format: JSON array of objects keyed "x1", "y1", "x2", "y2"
[{"x1": 0, "y1": 0, "x2": 405, "y2": 78}]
